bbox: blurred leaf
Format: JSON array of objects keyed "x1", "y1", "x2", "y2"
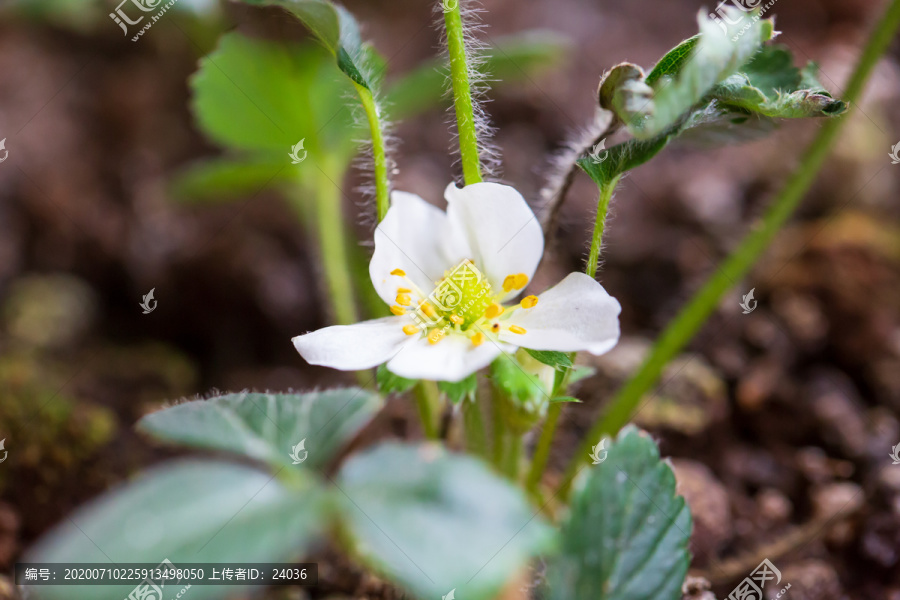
[
  {"x1": 490, "y1": 354, "x2": 546, "y2": 404},
  {"x1": 191, "y1": 32, "x2": 357, "y2": 155},
  {"x1": 169, "y1": 156, "x2": 295, "y2": 203},
  {"x1": 547, "y1": 426, "x2": 691, "y2": 600},
  {"x1": 577, "y1": 131, "x2": 676, "y2": 188},
  {"x1": 27, "y1": 460, "x2": 326, "y2": 600},
  {"x1": 240, "y1": 0, "x2": 377, "y2": 90},
  {"x1": 138, "y1": 389, "x2": 382, "y2": 469},
  {"x1": 567, "y1": 365, "x2": 596, "y2": 385},
  {"x1": 337, "y1": 443, "x2": 553, "y2": 599},
  {"x1": 439, "y1": 374, "x2": 477, "y2": 404},
  {"x1": 377, "y1": 364, "x2": 417, "y2": 395},
  {"x1": 387, "y1": 31, "x2": 569, "y2": 118},
  {"x1": 524, "y1": 349, "x2": 573, "y2": 370}
]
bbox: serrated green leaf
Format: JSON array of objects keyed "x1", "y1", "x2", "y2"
[
  {"x1": 577, "y1": 128, "x2": 677, "y2": 188},
  {"x1": 337, "y1": 443, "x2": 553, "y2": 600},
  {"x1": 387, "y1": 30, "x2": 568, "y2": 118},
  {"x1": 377, "y1": 364, "x2": 417, "y2": 395},
  {"x1": 138, "y1": 389, "x2": 382, "y2": 469},
  {"x1": 439, "y1": 373, "x2": 477, "y2": 404},
  {"x1": 27, "y1": 460, "x2": 326, "y2": 600},
  {"x1": 524, "y1": 349, "x2": 574, "y2": 370},
  {"x1": 169, "y1": 156, "x2": 295, "y2": 203},
  {"x1": 547, "y1": 426, "x2": 692, "y2": 600}
]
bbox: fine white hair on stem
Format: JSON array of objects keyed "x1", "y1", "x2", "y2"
[
  {"x1": 435, "y1": 0, "x2": 501, "y2": 182},
  {"x1": 540, "y1": 107, "x2": 616, "y2": 236}
]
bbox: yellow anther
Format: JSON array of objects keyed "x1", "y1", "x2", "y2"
[
  {"x1": 471, "y1": 332, "x2": 484, "y2": 347},
  {"x1": 484, "y1": 303, "x2": 503, "y2": 319},
  {"x1": 491, "y1": 323, "x2": 500, "y2": 333},
  {"x1": 449, "y1": 314, "x2": 464, "y2": 325},
  {"x1": 402, "y1": 324, "x2": 419, "y2": 336},
  {"x1": 396, "y1": 293, "x2": 411, "y2": 306},
  {"x1": 509, "y1": 325, "x2": 527, "y2": 335},
  {"x1": 520, "y1": 295, "x2": 538, "y2": 309},
  {"x1": 420, "y1": 302, "x2": 437, "y2": 317},
  {"x1": 390, "y1": 305, "x2": 406, "y2": 316},
  {"x1": 513, "y1": 273, "x2": 529, "y2": 289},
  {"x1": 428, "y1": 328, "x2": 445, "y2": 345},
  {"x1": 502, "y1": 275, "x2": 516, "y2": 293},
  {"x1": 391, "y1": 268, "x2": 406, "y2": 276},
  {"x1": 397, "y1": 287, "x2": 411, "y2": 294}
]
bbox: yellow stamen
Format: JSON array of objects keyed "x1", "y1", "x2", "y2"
[
  {"x1": 449, "y1": 314, "x2": 464, "y2": 325},
  {"x1": 396, "y1": 293, "x2": 411, "y2": 306},
  {"x1": 471, "y1": 332, "x2": 484, "y2": 347},
  {"x1": 391, "y1": 268, "x2": 406, "y2": 276},
  {"x1": 390, "y1": 305, "x2": 406, "y2": 316},
  {"x1": 520, "y1": 295, "x2": 538, "y2": 309},
  {"x1": 397, "y1": 287, "x2": 411, "y2": 294},
  {"x1": 502, "y1": 275, "x2": 516, "y2": 293},
  {"x1": 484, "y1": 303, "x2": 503, "y2": 319},
  {"x1": 513, "y1": 273, "x2": 529, "y2": 289},
  {"x1": 509, "y1": 325, "x2": 527, "y2": 335},
  {"x1": 428, "y1": 328, "x2": 445, "y2": 345},
  {"x1": 402, "y1": 324, "x2": 419, "y2": 336},
  {"x1": 491, "y1": 323, "x2": 500, "y2": 333},
  {"x1": 420, "y1": 302, "x2": 437, "y2": 318}
]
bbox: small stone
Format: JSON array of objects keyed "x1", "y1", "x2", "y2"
[
  {"x1": 672, "y1": 459, "x2": 732, "y2": 561},
  {"x1": 778, "y1": 560, "x2": 842, "y2": 600}
]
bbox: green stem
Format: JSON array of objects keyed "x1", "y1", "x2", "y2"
[
  {"x1": 503, "y1": 431, "x2": 523, "y2": 481},
  {"x1": 491, "y1": 385, "x2": 505, "y2": 467},
  {"x1": 558, "y1": 0, "x2": 900, "y2": 500},
  {"x1": 586, "y1": 175, "x2": 621, "y2": 278},
  {"x1": 414, "y1": 380, "x2": 441, "y2": 439},
  {"x1": 463, "y1": 396, "x2": 488, "y2": 458},
  {"x1": 444, "y1": 1, "x2": 483, "y2": 185},
  {"x1": 312, "y1": 169, "x2": 359, "y2": 327},
  {"x1": 525, "y1": 402, "x2": 562, "y2": 492},
  {"x1": 353, "y1": 82, "x2": 391, "y2": 221}
]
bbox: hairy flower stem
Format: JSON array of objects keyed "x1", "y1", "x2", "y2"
[
  {"x1": 353, "y1": 82, "x2": 391, "y2": 220},
  {"x1": 558, "y1": 0, "x2": 900, "y2": 500},
  {"x1": 586, "y1": 175, "x2": 622, "y2": 278},
  {"x1": 414, "y1": 380, "x2": 441, "y2": 439},
  {"x1": 444, "y1": 1, "x2": 483, "y2": 185}
]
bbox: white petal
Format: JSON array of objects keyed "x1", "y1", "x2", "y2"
[
  {"x1": 387, "y1": 334, "x2": 507, "y2": 382},
  {"x1": 499, "y1": 272, "x2": 621, "y2": 355},
  {"x1": 445, "y1": 183, "x2": 544, "y2": 298},
  {"x1": 370, "y1": 191, "x2": 471, "y2": 306},
  {"x1": 293, "y1": 317, "x2": 411, "y2": 370}
]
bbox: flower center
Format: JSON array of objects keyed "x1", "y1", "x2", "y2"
[{"x1": 389, "y1": 260, "x2": 536, "y2": 346}]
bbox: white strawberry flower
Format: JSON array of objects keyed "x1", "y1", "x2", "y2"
[{"x1": 293, "y1": 183, "x2": 621, "y2": 382}]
